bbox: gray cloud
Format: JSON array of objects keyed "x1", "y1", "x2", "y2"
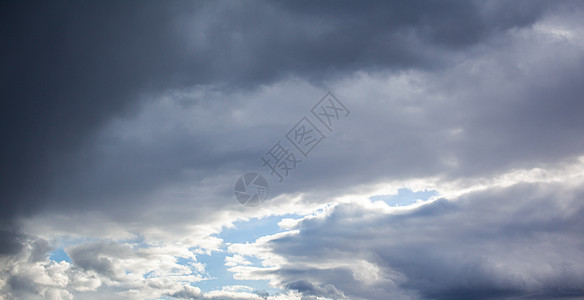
[
  {"x1": 285, "y1": 280, "x2": 345, "y2": 299},
  {"x1": 0, "y1": 1, "x2": 194, "y2": 253},
  {"x1": 2, "y1": 1, "x2": 584, "y2": 298},
  {"x1": 265, "y1": 180, "x2": 584, "y2": 299},
  {"x1": 0, "y1": 0, "x2": 559, "y2": 231},
  {"x1": 68, "y1": 242, "x2": 123, "y2": 278},
  {"x1": 168, "y1": 285, "x2": 202, "y2": 299},
  {"x1": 0, "y1": 230, "x2": 24, "y2": 256},
  {"x1": 267, "y1": 14, "x2": 584, "y2": 198}
]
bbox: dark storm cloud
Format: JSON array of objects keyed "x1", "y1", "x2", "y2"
[
  {"x1": 0, "y1": 230, "x2": 24, "y2": 256},
  {"x1": 0, "y1": 1, "x2": 195, "y2": 252},
  {"x1": 185, "y1": 0, "x2": 553, "y2": 85},
  {"x1": 0, "y1": 0, "x2": 567, "y2": 252}
]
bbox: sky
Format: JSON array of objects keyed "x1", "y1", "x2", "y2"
[{"x1": 1, "y1": 1, "x2": 584, "y2": 299}]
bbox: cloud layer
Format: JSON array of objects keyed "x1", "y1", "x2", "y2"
[{"x1": 1, "y1": 1, "x2": 584, "y2": 299}]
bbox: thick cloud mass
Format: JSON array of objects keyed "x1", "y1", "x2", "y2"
[
  {"x1": 0, "y1": 0, "x2": 556, "y2": 218},
  {"x1": 264, "y1": 181, "x2": 584, "y2": 299},
  {"x1": 1, "y1": 1, "x2": 584, "y2": 299},
  {"x1": 0, "y1": 1, "x2": 193, "y2": 250}
]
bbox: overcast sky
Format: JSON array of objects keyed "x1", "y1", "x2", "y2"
[{"x1": 2, "y1": 1, "x2": 584, "y2": 299}]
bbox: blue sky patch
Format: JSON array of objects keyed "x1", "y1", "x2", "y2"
[
  {"x1": 49, "y1": 248, "x2": 72, "y2": 263},
  {"x1": 370, "y1": 188, "x2": 438, "y2": 206}
]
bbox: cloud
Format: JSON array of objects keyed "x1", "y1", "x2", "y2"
[
  {"x1": 285, "y1": 280, "x2": 345, "y2": 299},
  {"x1": 0, "y1": 236, "x2": 99, "y2": 299},
  {"x1": 1, "y1": 1, "x2": 584, "y2": 299},
  {"x1": 231, "y1": 162, "x2": 584, "y2": 299},
  {"x1": 0, "y1": 0, "x2": 561, "y2": 235},
  {"x1": 25, "y1": 6, "x2": 584, "y2": 227},
  {"x1": 0, "y1": 236, "x2": 209, "y2": 299},
  {"x1": 168, "y1": 285, "x2": 202, "y2": 299}
]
